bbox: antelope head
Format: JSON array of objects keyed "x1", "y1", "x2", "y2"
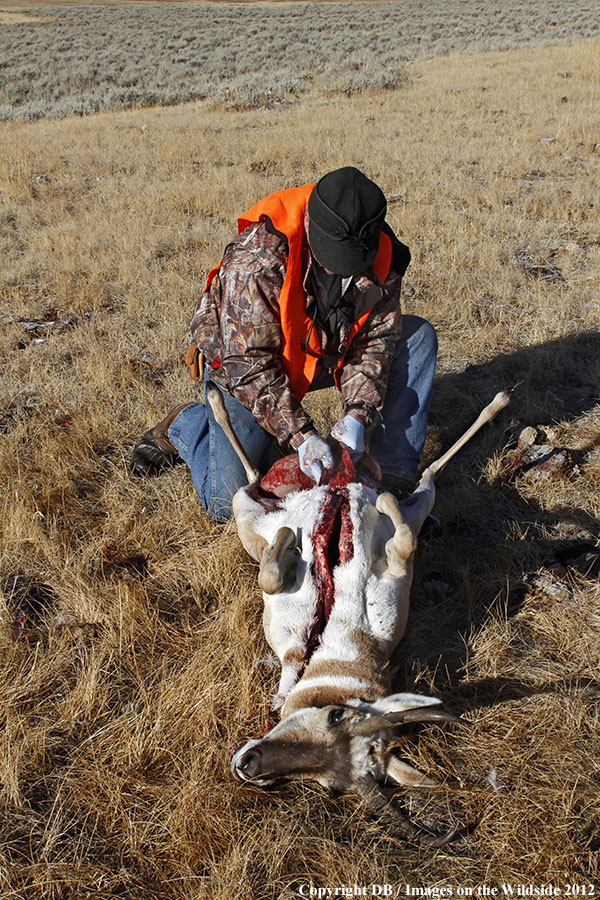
[{"x1": 232, "y1": 693, "x2": 462, "y2": 846}]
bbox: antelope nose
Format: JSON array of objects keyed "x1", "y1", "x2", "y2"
[{"x1": 238, "y1": 748, "x2": 262, "y2": 778}]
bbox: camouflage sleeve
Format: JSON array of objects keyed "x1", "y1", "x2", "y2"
[
  {"x1": 337, "y1": 268, "x2": 403, "y2": 425},
  {"x1": 191, "y1": 222, "x2": 315, "y2": 449}
]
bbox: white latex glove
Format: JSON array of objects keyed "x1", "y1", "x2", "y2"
[
  {"x1": 330, "y1": 414, "x2": 365, "y2": 453},
  {"x1": 298, "y1": 434, "x2": 335, "y2": 484}
]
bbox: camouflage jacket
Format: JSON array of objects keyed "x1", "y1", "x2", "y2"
[{"x1": 190, "y1": 216, "x2": 407, "y2": 450}]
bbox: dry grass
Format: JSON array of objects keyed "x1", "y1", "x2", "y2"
[{"x1": 0, "y1": 36, "x2": 599, "y2": 898}]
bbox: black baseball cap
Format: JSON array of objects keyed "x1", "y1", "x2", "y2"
[{"x1": 307, "y1": 167, "x2": 387, "y2": 277}]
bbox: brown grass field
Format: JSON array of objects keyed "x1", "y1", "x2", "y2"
[{"x1": 1, "y1": 31, "x2": 599, "y2": 900}]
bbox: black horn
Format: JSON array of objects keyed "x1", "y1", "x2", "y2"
[
  {"x1": 354, "y1": 776, "x2": 462, "y2": 847},
  {"x1": 350, "y1": 707, "x2": 461, "y2": 736}
]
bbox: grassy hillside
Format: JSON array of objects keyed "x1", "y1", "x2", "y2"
[
  {"x1": 1, "y1": 0, "x2": 600, "y2": 120},
  {"x1": 0, "y1": 32, "x2": 599, "y2": 900}
]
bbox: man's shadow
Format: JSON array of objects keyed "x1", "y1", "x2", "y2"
[{"x1": 393, "y1": 328, "x2": 600, "y2": 709}]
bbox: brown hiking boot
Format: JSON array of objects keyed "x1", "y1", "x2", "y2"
[{"x1": 131, "y1": 403, "x2": 193, "y2": 476}]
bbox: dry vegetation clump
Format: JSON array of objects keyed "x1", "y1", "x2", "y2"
[
  {"x1": 2, "y1": 0, "x2": 600, "y2": 120},
  {"x1": 0, "y1": 35, "x2": 599, "y2": 899}
]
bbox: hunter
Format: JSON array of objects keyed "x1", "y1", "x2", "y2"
[{"x1": 132, "y1": 166, "x2": 437, "y2": 520}]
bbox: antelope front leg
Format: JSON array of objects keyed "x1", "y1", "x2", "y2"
[
  {"x1": 206, "y1": 381, "x2": 261, "y2": 484},
  {"x1": 423, "y1": 390, "x2": 510, "y2": 481}
]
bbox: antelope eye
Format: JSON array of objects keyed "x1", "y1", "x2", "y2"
[{"x1": 328, "y1": 707, "x2": 346, "y2": 726}]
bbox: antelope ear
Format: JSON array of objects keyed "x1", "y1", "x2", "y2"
[
  {"x1": 349, "y1": 693, "x2": 443, "y2": 716},
  {"x1": 386, "y1": 756, "x2": 440, "y2": 788}
]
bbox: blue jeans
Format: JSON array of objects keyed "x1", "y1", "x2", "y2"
[{"x1": 168, "y1": 315, "x2": 437, "y2": 520}]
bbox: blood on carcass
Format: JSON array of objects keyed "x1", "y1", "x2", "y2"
[
  {"x1": 259, "y1": 453, "x2": 313, "y2": 498},
  {"x1": 295, "y1": 443, "x2": 358, "y2": 659},
  {"x1": 256, "y1": 443, "x2": 381, "y2": 661},
  {"x1": 259, "y1": 441, "x2": 380, "y2": 498},
  {"x1": 306, "y1": 483, "x2": 354, "y2": 658}
]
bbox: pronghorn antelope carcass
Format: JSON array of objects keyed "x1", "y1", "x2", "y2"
[{"x1": 207, "y1": 386, "x2": 509, "y2": 844}]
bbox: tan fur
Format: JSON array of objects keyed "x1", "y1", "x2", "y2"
[
  {"x1": 282, "y1": 683, "x2": 382, "y2": 717},
  {"x1": 283, "y1": 647, "x2": 305, "y2": 668},
  {"x1": 281, "y1": 630, "x2": 391, "y2": 716}
]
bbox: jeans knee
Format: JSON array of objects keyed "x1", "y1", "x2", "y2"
[
  {"x1": 412, "y1": 316, "x2": 438, "y2": 356},
  {"x1": 397, "y1": 315, "x2": 438, "y2": 363}
]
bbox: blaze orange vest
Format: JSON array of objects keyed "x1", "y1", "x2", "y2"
[{"x1": 204, "y1": 184, "x2": 392, "y2": 400}]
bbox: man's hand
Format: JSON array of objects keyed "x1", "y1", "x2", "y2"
[
  {"x1": 298, "y1": 434, "x2": 335, "y2": 484},
  {"x1": 330, "y1": 414, "x2": 365, "y2": 454}
]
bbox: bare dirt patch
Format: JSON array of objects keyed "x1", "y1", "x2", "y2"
[{"x1": 0, "y1": 8, "x2": 53, "y2": 20}]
